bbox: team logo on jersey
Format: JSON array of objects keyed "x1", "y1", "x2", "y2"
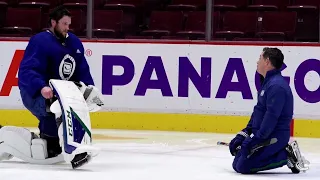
[{"x1": 59, "y1": 54, "x2": 76, "y2": 80}]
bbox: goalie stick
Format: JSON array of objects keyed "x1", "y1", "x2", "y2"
[
  {"x1": 217, "y1": 138, "x2": 278, "y2": 158},
  {"x1": 246, "y1": 138, "x2": 278, "y2": 158}
]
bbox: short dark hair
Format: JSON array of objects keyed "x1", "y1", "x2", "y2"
[
  {"x1": 262, "y1": 47, "x2": 284, "y2": 69},
  {"x1": 48, "y1": 5, "x2": 71, "y2": 27}
]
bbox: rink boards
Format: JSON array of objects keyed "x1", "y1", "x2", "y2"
[{"x1": 0, "y1": 39, "x2": 319, "y2": 138}]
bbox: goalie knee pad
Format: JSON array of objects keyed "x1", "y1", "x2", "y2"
[{"x1": 49, "y1": 79, "x2": 101, "y2": 169}]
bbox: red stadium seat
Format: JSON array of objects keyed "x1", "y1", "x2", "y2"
[
  {"x1": 0, "y1": 1, "x2": 8, "y2": 28},
  {"x1": 160, "y1": 35, "x2": 190, "y2": 40},
  {"x1": 89, "y1": 10, "x2": 124, "y2": 38},
  {"x1": 18, "y1": 0, "x2": 60, "y2": 8},
  {"x1": 256, "y1": 11, "x2": 297, "y2": 41},
  {"x1": 68, "y1": 9, "x2": 85, "y2": 36},
  {"x1": 290, "y1": 0, "x2": 320, "y2": 7},
  {"x1": 215, "y1": 11, "x2": 258, "y2": 40},
  {"x1": 62, "y1": 0, "x2": 87, "y2": 10},
  {"x1": 125, "y1": 35, "x2": 153, "y2": 39},
  {"x1": 166, "y1": 0, "x2": 206, "y2": 11},
  {"x1": 0, "y1": 0, "x2": 8, "y2": 6},
  {"x1": 104, "y1": 0, "x2": 145, "y2": 10},
  {"x1": 0, "y1": 8, "x2": 42, "y2": 36},
  {"x1": 248, "y1": 0, "x2": 290, "y2": 11},
  {"x1": 214, "y1": 0, "x2": 249, "y2": 11},
  {"x1": 141, "y1": 11, "x2": 184, "y2": 38},
  {"x1": 233, "y1": 37, "x2": 264, "y2": 41},
  {"x1": 287, "y1": 0, "x2": 319, "y2": 41},
  {"x1": 176, "y1": 11, "x2": 220, "y2": 40}
]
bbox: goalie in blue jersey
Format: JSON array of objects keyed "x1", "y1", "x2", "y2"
[
  {"x1": 0, "y1": 6, "x2": 103, "y2": 168},
  {"x1": 229, "y1": 47, "x2": 310, "y2": 174}
]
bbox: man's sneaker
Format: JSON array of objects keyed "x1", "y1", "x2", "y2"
[{"x1": 286, "y1": 140, "x2": 310, "y2": 173}]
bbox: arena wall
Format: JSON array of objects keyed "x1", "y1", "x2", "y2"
[{"x1": 0, "y1": 39, "x2": 319, "y2": 138}]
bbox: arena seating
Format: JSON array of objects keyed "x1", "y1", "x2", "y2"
[{"x1": 0, "y1": 0, "x2": 319, "y2": 42}]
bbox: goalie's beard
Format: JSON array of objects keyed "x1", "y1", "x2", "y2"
[{"x1": 53, "y1": 26, "x2": 67, "y2": 44}]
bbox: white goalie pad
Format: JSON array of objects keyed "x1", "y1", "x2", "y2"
[
  {"x1": 49, "y1": 79, "x2": 100, "y2": 163},
  {"x1": 0, "y1": 126, "x2": 64, "y2": 165},
  {"x1": 50, "y1": 81, "x2": 104, "y2": 114}
]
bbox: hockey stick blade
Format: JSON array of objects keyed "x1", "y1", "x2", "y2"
[
  {"x1": 217, "y1": 141, "x2": 229, "y2": 146},
  {"x1": 217, "y1": 141, "x2": 241, "y2": 149},
  {"x1": 247, "y1": 138, "x2": 278, "y2": 158}
]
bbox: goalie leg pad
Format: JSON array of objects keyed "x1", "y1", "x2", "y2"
[
  {"x1": 49, "y1": 79, "x2": 100, "y2": 169},
  {"x1": 0, "y1": 126, "x2": 64, "y2": 164},
  {"x1": 0, "y1": 125, "x2": 13, "y2": 161},
  {"x1": 0, "y1": 126, "x2": 34, "y2": 158},
  {"x1": 57, "y1": 123, "x2": 95, "y2": 169}
]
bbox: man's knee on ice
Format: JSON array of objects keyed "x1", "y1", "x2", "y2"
[
  {"x1": 235, "y1": 161, "x2": 254, "y2": 174},
  {"x1": 232, "y1": 159, "x2": 238, "y2": 172},
  {"x1": 234, "y1": 154, "x2": 288, "y2": 174},
  {"x1": 233, "y1": 155, "x2": 258, "y2": 174},
  {"x1": 232, "y1": 154, "x2": 242, "y2": 173}
]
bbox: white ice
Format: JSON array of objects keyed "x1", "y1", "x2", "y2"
[{"x1": 0, "y1": 129, "x2": 319, "y2": 180}]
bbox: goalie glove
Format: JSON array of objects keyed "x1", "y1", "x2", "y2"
[{"x1": 75, "y1": 81, "x2": 105, "y2": 112}]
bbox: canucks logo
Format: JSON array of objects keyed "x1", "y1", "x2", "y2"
[{"x1": 59, "y1": 54, "x2": 76, "y2": 80}]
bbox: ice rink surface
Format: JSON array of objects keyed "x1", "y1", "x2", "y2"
[{"x1": 0, "y1": 129, "x2": 319, "y2": 180}]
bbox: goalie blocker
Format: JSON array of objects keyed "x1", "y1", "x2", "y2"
[{"x1": 0, "y1": 79, "x2": 104, "y2": 169}]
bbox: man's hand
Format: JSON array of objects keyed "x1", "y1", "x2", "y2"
[
  {"x1": 241, "y1": 135, "x2": 262, "y2": 157},
  {"x1": 41, "y1": 86, "x2": 53, "y2": 99},
  {"x1": 229, "y1": 131, "x2": 248, "y2": 156}
]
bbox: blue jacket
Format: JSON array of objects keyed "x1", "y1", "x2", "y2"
[
  {"x1": 244, "y1": 69, "x2": 293, "y2": 140},
  {"x1": 18, "y1": 31, "x2": 94, "y2": 98}
]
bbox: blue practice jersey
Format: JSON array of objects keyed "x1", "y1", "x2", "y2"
[
  {"x1": 18, "y1": 30, "x2": 94, "y2": 98},
  {"x1": 245, "y1": 69, "x2": 294, "y2": 139}
]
